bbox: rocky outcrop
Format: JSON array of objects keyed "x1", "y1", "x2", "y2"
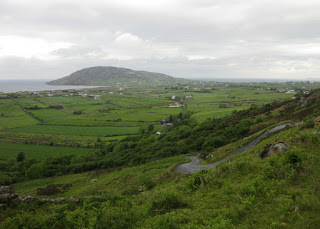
[
  {"x1": 18, "y1": 195, "x2": 39, "y2": 203},
  {"x1": 259, "y1": 142, "x2": 289, "y2": 158},
  {"x1": 70, "y1": 196, "x2": 79, "y2": 203},
  {"x1": 0, "y1": 186, "x2": 18, "y2": 203},
  {"x1": 0, "y1": 186, "x2": 71, "y2": 204},
  {"x1": 37, "y1": 184, "x2": 72, "y2": 195},
  {"x1": 51, "y1": 197, "x2": 66, "y2": 203}
]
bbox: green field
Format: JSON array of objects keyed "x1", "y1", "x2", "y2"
[
  {"x1": 3, "y1": 125, "x2": 141, "y2": 136},
  {"x1": 0, "y1": 84, "x2": 293, "y2": 155},
  {"x1": 0, "y1": 99, "x2": 39, "y2": 130}
]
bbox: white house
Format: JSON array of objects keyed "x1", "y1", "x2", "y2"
[{"x1": 286, "y1": 90, "x2": 296, "y2": 94}]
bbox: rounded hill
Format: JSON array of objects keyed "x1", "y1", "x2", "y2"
[{"x1": 47, "y1": 66, "x2": 179, "y2": 86}]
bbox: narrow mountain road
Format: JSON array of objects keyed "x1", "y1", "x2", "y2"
[{"x1": 175, "y1": 123, "x2": 290, "y2": 174}]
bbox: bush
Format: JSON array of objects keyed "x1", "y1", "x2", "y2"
[
  {"x1": 150, "y1": 192, "x2": 189, "y2": 215},
  {"x1": 0, "y1": 172, "x2": 13, "y2": 185},
  {"x1": 16, "y1": 152, "x2": 25, "y2": 162},
  {"x1": 73, "y1": 110, "x2": 83, "y2": 114},
  {"x1": 25, "y1": 163, "x2": 45, "y2": 179},
  {"x1": 284, "y1": 151, "x2": 302, "y2": 169},
  {"x1": 49, "y1": 105, "x2": 64, "y2": 109},
  {"x1": 299, "y1": 120, "x2": 315, "y2": 130}
]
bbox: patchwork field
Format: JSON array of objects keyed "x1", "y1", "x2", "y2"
[
  {"x1": 1, "y1": 81, "x2": 319, "y2": 228},
  {"x1": 0, "y1": 83, "x2": 294, "y2": 160}
]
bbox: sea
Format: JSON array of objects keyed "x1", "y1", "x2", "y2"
[{"x1": 0, "y1": 80, "x2": 105, "y2": 93}]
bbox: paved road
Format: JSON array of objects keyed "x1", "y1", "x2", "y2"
[{"x1": 175, "y1": 123, "x2": 290, "y2": 174}]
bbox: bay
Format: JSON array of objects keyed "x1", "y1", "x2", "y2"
[{"x1": 0, "y1": 80, "x2": 104, "y2": 93}]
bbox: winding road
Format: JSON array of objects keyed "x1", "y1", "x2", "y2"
[{"x1": 175, "y1": 123, "x2": 290, "y2": 174}]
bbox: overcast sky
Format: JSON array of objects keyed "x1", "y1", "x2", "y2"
[{"x1": 0, "y1": 0, "x2": 320, "y2": 80}]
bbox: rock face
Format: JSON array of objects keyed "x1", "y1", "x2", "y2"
[
  {"x1": 0, "y1": 186, "x2": 18, "y2": 203},
  {"x1": 259, "y1": 142, "x2": 289, "y2": 158},
  {"x1": 47, "y1": 66, "x2": 178, "y2": 86}
]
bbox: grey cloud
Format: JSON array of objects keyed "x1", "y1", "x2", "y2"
[{"x1": 0, "y1": 0, "x2": 320, "y2": 79}]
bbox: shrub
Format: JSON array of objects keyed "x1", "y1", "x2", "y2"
[
  {"x1": 49, "y1": 105, "x2": 64, "y2": 109},
  {"x1": 186, "y1": 170, "x2": 217, "y2": 190},
  {"x1": 284, "y1": 151, "x2": 302, "y2": 169},
  {"x1": 150, "y1": 192, "x2": 189, "y2": 215},
  {"x1": 16, "y1": 152, "x2": 25, "y2": 162},
  {"x1": 25, "y1": 163, "x2": 45, "y2": 179},
  {"x1": 144, "y1": 180, "x2": 156, "y2": 190},
  {"x1": 299, "y1": 120, "x2": 315, "y2": 130},
  {"x1": 0, "y1": 172, "x2": 13, "y2": 185},
  {"x1": 73, "y1": 110, "x2": 83, "y2": 114}
]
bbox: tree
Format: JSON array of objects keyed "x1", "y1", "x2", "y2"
[
  {"x1": 139, "y1": 126, "x2": 146, "y2": 134},
  {"x1": 148, "y1": 124, "x2": 154, "y2": 132},
  {"x1": 17, "y1": 152, "x2": 25, "y2": 162},
  {"x1": 168, "y1": 115, "x2": 174, "y2": 123}
]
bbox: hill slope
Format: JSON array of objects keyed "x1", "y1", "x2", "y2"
[{"x1": 47, "y1": 66, "x2": 178, "y2": 86}]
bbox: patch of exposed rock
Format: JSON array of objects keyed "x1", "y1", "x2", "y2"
[
  {"x1": 70, "y1": 196, "x2": 79, "y2": 202},
  {"x1": 0, "y1": 186, "x2": 18, "y2": 203},
  {"x1": 259, "y1": 142, "x2": 289, "y2": 159},
  {"x1": 0, "y1": 185, "x2": 70, "y2": 204},
  {"x1": 37, "y1": 184, "x2": 72, "y2": 196},
  {"x1": 17, "y1": 195, "x2": 40, "y2": 203},
  {"x1": 51, "y1": 197, "x2": 66, "y2": 203}
]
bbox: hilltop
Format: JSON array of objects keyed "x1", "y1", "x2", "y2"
[{"x1": 47, "y1": 66, "x2": 180, "y2": 86}]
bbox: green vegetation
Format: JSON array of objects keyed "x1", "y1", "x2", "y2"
[
  {"x1": 3, "y1": 125, "x2": 140, "y2": 136},
  {"x1": 2, "y1": 126, "x2": 320, "y2": 228},
  {"x1": 0, "y1": 142, "x2": 91, "y2": 159},
  {"x1": 1, "y1": 81, "x2": 320, "y2": 228}
]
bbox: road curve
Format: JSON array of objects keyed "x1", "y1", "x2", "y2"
[{"x1": 175, "y1": 123, "x2": 290, "y2": 174}]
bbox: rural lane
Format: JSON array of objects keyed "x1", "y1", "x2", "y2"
[{"x1": 175, "y1": 123, "x2": 290, "y2": 174}]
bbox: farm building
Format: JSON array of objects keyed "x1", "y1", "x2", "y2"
[{"x1": 160, "y1": 120, "x2": 167, "y2": 125}]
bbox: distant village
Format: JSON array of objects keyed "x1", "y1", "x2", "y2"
[{"x1": 0, "y1": 81, "x2": 316, "y2": 102}]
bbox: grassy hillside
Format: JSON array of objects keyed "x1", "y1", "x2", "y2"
[{"x1": 2, "y1": 120, "x2": 320, "y2": 228}]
